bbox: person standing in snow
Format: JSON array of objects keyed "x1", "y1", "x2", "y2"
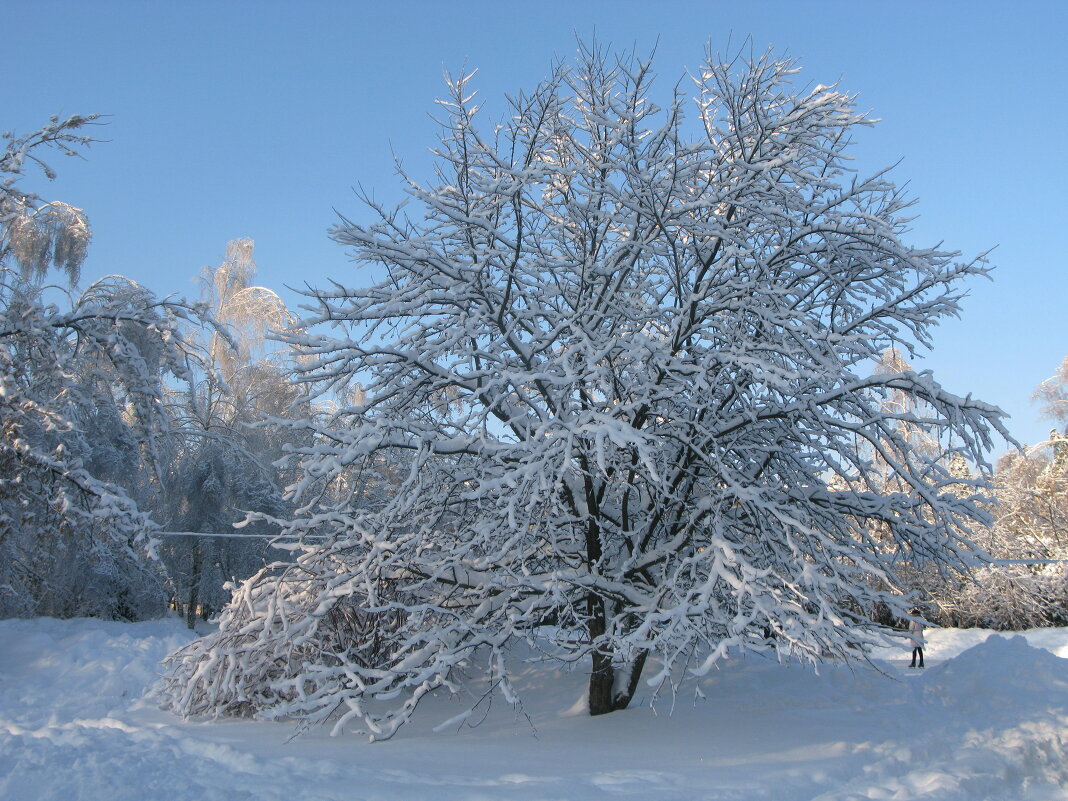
[{"x1": 908, "y1": 611, "x2": 925, "y2": 668}]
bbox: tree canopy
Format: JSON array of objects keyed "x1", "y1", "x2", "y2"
[{"x1": 160, "y1": 45, "x2": 1009, "y2": 739}]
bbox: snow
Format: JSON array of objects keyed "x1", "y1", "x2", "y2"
[{"x1": 3, "y1": 617, "x2": 1067, "y2": 800}]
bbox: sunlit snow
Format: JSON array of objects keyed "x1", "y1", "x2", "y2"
[{"x1": 1, "y1": 616, "x2": 1066, "y2": 800}]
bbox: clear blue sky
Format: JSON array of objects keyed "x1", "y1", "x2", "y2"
[{"x1": 5, "y1": 1, "x2": 1065, "y2": 455}]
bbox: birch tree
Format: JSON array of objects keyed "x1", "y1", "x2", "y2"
[
  {"x1": 162, "y1": 45, "x2": 1008, "y2": 738},
  {"x1": 157, "y1": 239, "x2": 299, "y2": 628}
]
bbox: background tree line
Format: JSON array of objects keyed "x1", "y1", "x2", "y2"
[
  {"x1": 862, "y1": 348, "x2": 1068, "y2": 629},
  {"x1": 0, "y1": 117, "x2": 302, "y2": 625}
]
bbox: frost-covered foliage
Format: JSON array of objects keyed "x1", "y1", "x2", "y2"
[
  {"x1": 161, "y1": 46, "x2": 1008, "y2": 739},
  {"x1": 155, "y1": 240, "x2": 301, "y2": 628},
  {"x1": 1, "y1": 115, "x2": 97, "y2": 286},
  {"x1": 948, "y1": 428, "x2": 1068, "y2": 629},
  {"x1": 1033, "y1": 356, "x2": 1068, "y2": 426},
  {"x1": 0, "y1": 116, "x2": 212, "y2": 620}
]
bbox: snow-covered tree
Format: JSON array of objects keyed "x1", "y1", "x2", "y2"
[
  {"x1": 949, "y1": 358, "x2": 1068, "y2": 628},
  {"x1": 1034, "y1": 356, "x2": 1068, "y2": 427},
  {"x1": 155, "y1": 239, "x2": 301, "y2": 628},
  {"x1": 161, "y1": 46, "x2": 1008, "y2": 738},
  {"x1": 0, "y1": 116, "x2": 212, "y2": 619}
]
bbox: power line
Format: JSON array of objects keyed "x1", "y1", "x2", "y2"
[
  {"x1": 153, "y1": 531, "x2": 290, "y2": 541},
  {"x1": 991, "y1": 558, "x2": 1068, "y2": 566}
]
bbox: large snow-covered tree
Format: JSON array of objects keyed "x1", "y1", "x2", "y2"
[
  {"x1": 162, "y1": 46, "x2": 1008, "y2": 738},
  {"x1": 0, "y1": 116, "x2": 213, "y2": 619}
]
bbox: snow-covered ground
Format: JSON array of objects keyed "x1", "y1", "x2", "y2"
[{"x1": 2, "y1": 617, "x2": 1067, "y2": 801}]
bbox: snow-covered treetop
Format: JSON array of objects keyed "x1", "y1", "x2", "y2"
[{"x1": 1, "y1": 115, "x2": 101, "y2": 286}]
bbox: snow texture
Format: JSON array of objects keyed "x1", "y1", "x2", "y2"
[{"x1": 3, "y1": 616, "x2": 1067, "y2": 800}]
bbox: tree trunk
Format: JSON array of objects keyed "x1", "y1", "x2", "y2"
[
  {"x1": 589, "y1": 647, "x2": 616, "y2": 716},
  {"x1": 586, "y1": 592, "x2": 649, "y2": 715},
  {"x1": 616, "y1": 648, "x2": 649, "y2": 709},
  {"x1": 185, "y1": 541, "x2": 202, "y2": 630},
  {"x1": 587, "y1": 591, "x2": 614, "y2": 715}
]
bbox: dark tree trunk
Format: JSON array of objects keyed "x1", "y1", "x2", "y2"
[
  {"x1": 587, "y1": 592, "x2": 614, "y2": 715},
  {"x1": 185, "y1": 541, "x2": 202, "y2": 630},
  {"x1": 616, "y1": 648, "x2": 649, "y2": 708},
  {"x1": 586, "y1": 591, "x2": 649, "y2": 716},
  {"x1": 589, "y1": 647, "x2": 616, "y2": 716}
]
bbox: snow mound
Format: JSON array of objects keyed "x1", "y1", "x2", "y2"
[
  {"x1": 921, "y1": 634, "x2": 1068, "y2": 720},
  {"x1": 0, "y1": 616, "x2": 194, "y2": 726}
]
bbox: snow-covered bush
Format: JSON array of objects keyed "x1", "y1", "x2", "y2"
[{"x1": 161, "y1": 45, "x2": 1007, "y2": 739}]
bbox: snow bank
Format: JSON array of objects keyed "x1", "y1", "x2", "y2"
[
  {"x1": 0, "y1": 616, "x2": 194, "y2": 726},
  {"x1": 1, "y1": 618, "x2": 1067, "y2": 800},
  {"x1": 922, "y1": 634, "x2": 1068, "y2": 720},
  {"x1": 816, "y1": 635, "x2": 1068, "y2": 800}
]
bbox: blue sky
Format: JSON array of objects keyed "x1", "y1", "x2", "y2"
[{"x1": 5, "y1": 1, "x2": 1066, "y2": 454}]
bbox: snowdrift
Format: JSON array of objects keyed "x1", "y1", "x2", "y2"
[{"x1": 1, "y1": 617, "x2": 1067, "y2": 800}]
